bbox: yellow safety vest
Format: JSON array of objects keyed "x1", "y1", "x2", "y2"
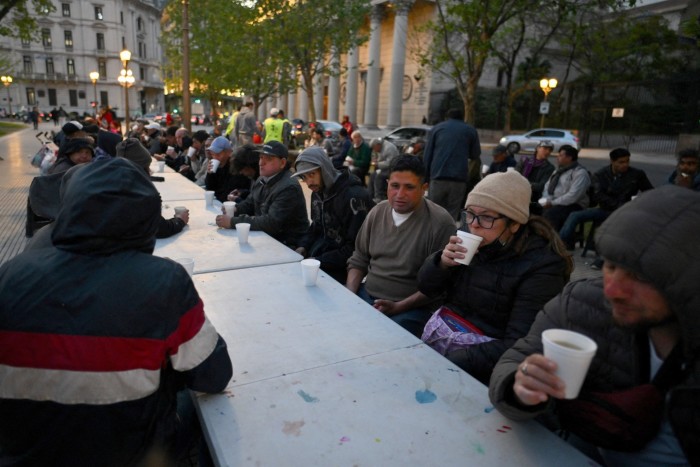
[{"x1": 264, "y1": 117, "x2": 284, "y2": 143}]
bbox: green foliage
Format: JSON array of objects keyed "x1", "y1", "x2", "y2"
[{"x1": 0, "y1": 0, "x2": 55, "y2": 39}]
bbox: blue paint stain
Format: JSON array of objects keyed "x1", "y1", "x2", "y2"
[
  {"x1": 472, "y1": 441, "x2": 485, "y2": 455},
  {"x1": 484, "y1": 406, "x2": 495, "y2": 413},
  {"x1": 297, "y1": 390, "x2": 319, "y2": 403},
  {"x1": 415, "y1": 389, "x2": 437, "y2": 404}
]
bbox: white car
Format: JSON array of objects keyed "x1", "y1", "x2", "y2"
[
  {"x1": 382, "y1": 125, "x2": 432, "y2": 152},
  {"x1": 499, "y1": 128, "x2": 580, "y2": 154}
]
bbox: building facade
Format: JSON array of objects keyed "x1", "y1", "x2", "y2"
[{"x1": 0, "y1": 0, "x2": 164, "y2": 120}]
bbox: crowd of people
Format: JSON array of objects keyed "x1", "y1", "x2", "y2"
[{"x1": 1, "y1": 104, "x2": 699, "y2": 466}]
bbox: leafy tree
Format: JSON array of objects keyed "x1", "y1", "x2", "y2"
[
  {"x1": 259, "y1": 0, "x2": 371, "y2": 121},
  {"x1": 0, "y1": 0, "x2": 54, "y2": 39}
]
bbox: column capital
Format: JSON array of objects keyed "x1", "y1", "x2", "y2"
[
  {"x1": 393, "y1": 0, "x2": 414, "y2": 16},
  {"x1": 370, "y1": 4, "x2": 386, "y2": 23}
]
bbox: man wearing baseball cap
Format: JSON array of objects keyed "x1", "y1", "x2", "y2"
[
  {"x1": 263, "y1": 108, "x2": 284, "y2": 144},
  {"x1": 215, "y1": 141, "x2": 309, "y2": 248},
  {"x1": 516, "y1": 140, "x2": 556, "y2": 215}
]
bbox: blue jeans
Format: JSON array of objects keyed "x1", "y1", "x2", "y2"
[
  {"x1": 357, "y1": 284, "x2": 433, "y2": 338},
  {"x1": 559, "y1": 208, "x2": 610, "y2": 243}
]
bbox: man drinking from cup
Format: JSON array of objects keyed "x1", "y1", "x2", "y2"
[{"x1": 489, "y1": 185, "x2": 700, "y2": 466}]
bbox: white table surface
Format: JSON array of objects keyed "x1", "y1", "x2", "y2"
[
  {"x1": 192, "y1": 262, "x2": 419, "y2": 386},
  {"x1": 154, "y1": 203, "x2": 302, "y2": 275},
  {"x1": 153, "y1": 171, "x2": 206, "y2": 201},
  {"x1": 196, "y1": 343, "x2": 595, "y2": 467}
]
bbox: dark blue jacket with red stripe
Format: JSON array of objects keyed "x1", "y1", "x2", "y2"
[{"x1": 0, "y1": 158, "x2": 232, "y2": 466}]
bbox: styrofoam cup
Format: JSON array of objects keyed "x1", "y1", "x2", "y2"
[
  {"x1": 223, "y1": 201, "x2": 236, "y2": 217},
  {"x1": 187, "y1": 146, "x2": 196, "y2": 158},
  {"x1": 301, "y1": 259, "x2": 321, "y2": 286},
  {"x1": 482, "y1": 163, "x2": 490, "y2": 173},
  {"x1": 454, "y1": 231, "x2": 483, "y2": 265},
  {"x1": 175, "y1": 258, "x2": 195, "y2": 277},
  {"x1": 542, "y1": 329, "x2": 598, "y2": 399},
  {"x1": 237, "y1": 223, "x2": 250, "y2": 243},
  {"x1": 205, "y1": 191, "x2": 215, "y2": 207},
  {"x1": 538, "y1": 197, "x2": 548, "y2": 206},
  {"x1": 210, "y1": 159, "x2": 221, "y2": 173},
  {"x1": 174, "y1": 206, "x2": 188, "y2": 216},
  {"x1": 157, "y1": 160, "x2": 165, "y2": 173}
]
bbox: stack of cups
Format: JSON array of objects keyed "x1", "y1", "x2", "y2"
[
  {"x1": 542, "y1": 329, "x2": 598, "y2": 399},
  {"x1": 454, "y1": 230, "x2": 483, "y2": 266}
]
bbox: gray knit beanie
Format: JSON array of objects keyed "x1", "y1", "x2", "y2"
[{"x1": 466, "y1": 171, "x2": 531, "y2": 224}]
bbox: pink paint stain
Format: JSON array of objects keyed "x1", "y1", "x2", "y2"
[{"x1": 339, "y1": 436, "x2": 350, "y2": 444}]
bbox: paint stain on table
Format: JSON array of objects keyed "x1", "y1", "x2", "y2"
[
  {"x1": 297, "y1": 389, "x2": 320, "y2": 403},
  {"x1": 415, "y1": 389, "x2": 437, "y2": 404},
  {"x1": 282, "y1": 420, "x2": 305, "y2": 436}
]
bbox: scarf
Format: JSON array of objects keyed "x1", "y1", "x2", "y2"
[
  {"x1": 520, "y1": 156, "x2": 546, "y2": 179},
  {"x1": 547, "y1": 161, "x2": 579, "y2": 195}
]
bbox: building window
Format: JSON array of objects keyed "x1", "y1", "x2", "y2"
[
  {"x1": 62, "y1": 3, "x2": 70, "y2": 16},
  {"x1": 48, "y1": 89, "x2": 57, "y2": 106},
  {"x1": 122, "y1": 36, "x2": 126, "y2": 48},
  {"x1": 120, "y1": 11, "x2": 123, "y2": 24},
  {"x1": 98, "y1": 59, "x2": 107, "y2": 79},
  {"x1": 23, "y1": 56, "x2": 33, "y2": 74},
  {"x1": 66, "y1": 58, "x2": 75, "y2": 76},
  {"x1": 140, "y1": 66, "x2": 145, "y2": 81},
  {"x1": 96, "y1": 33, "x2": 105, "y2": 51},
  {"x1": 138, "y1": 41, "x2": 146, "y2": 59},
  {"x1": 64, "y1": 31, "x2": 73, "y2": 49},
  {"x1": 137, "y1": 17, "x2": 143, "y2": 31},
  {"x1": 69, "y1": 90, "x2": 78, "y2": 107},
  {"x1": 42, "y1": 28, "x2": 52, "y2": 48},
  {"x1": 94, "y1": 6, "x2": 103, "y2": 20},
  {"x1": 26, "y1": 88, "x2": 36, "y2": 106},
  {"x1": 21, "y1": 37, "x2": 30, "y2": 47},
  {"x1": 100, "y1": 90, "x2": 109, "y2": 107},
  {"x1": 46, "y1": 58, "x2": 54, "y2": 75}
]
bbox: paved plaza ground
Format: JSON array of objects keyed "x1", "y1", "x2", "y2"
[{"x1": 0, "y1": 120, "x2": 676, "y2": 281}]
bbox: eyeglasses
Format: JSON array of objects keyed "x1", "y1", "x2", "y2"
[{"x1": 462, "y1": 210, "x2": 505, "y2": 229}]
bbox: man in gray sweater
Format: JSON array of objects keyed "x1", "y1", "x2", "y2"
[{"x1": 346, "y1": 155, "x2": 455, "y2": 337}]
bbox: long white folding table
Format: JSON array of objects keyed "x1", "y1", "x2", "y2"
[
  {"x1": 152, "y1": 171, "x2": 206, "y2": 201},
  {"x1": 193, "y1": 263, "x2": 596, "y2": 466},
  {"x1": 154, "y1": 200, "x2": 302, "y2": 275}
]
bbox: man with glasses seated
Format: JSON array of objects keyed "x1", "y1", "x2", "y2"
[
  {"x1": 417, "y1": 170, "x2": 572, "y2": 384},
  {"x1": 346, "y1": 156, "x2": 455, "y2": 337}
]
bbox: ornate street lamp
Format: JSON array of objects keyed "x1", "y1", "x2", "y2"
[
  {"x1": 1, "y1": 75, "x2": 13, "y2": 116},
  {"x1": 118, "y1": 49, "x2": 134, "y2": 130},
  {"x1": 539, "y1": 78, "x2": 557, "y2": 128},
  {"x1": 89, "y1": 71, "x2": 99, "y2": 117}
]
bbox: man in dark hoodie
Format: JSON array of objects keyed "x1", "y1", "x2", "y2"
[
  {"x1": 293, "y1": 147, "x2": 372, "y2": 283},
  {"x1": 489, "y1": 185, "x2": 700, "y2": 466},
  {"x1": 0, "y1": 158, "x2": 232, "y2": 465}
]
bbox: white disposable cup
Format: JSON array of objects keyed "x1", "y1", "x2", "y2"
[
  {"x1": 223, "y1": 201, "x2": 236, "y2": 217},
  {"x1": 538, "y1": 197, "x2": 548, "y2": 206},
  {"x1": 174, "y1": 206, "x2": 188, "y2": 216},
  {"x1": 507, "y1": 167, "x2": 516, "y2": 172},
  {"x1": 157, "y1": 160, "x2": 165, "y2": 173},
  {"x1": 205, "y1": 190, "x2": 215, "y2": 207},
  {"x1": 167, "y1": 145, "x2": 175, "y2": 155},
  {"x1": 236, "y1": 223, "x2": 250, "y2": 243},
  {"x1": 300, "y1": 259, "x2": 321, "y2": 286},
  {"x1": 454, "y1": 231, "x2": 483, "y2": 266},
  {"x1": 187, "y1": 146, "x2": 196, "y2": 158},
  {"x1": 542, "y1": 329, "x2": 598, "y2": 399},
  {"x1": 482, "y1": 163, "x2": 490, "y2": 173},
  {"x1": 210, "y1": 159, "x2": 221, "y2": 173},
  {"x1": 175, "y1": 258, "x2": 195, "y2": 277}
]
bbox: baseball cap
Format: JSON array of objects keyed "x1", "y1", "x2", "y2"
[
  {"x1": 208, "y1": 136, "x2": 232, "y2": 154},
  {"x1": 492, "y1": 144, "x2": 508, "y2": 155},
  {"x1": 62, "y1": 121, "x2": 84, "y2": 135},
  {"x1": 257, "y1": 141, "x2": 288, "y2": 159},
  {"x1": 293, "y1": 161, "x2": 320, "y2": 178},
  {"x1": 537, "y1": 140, "x2": 554, "y2": 148},
  {"x1": 270, "y1": 107, "x2": 279, "y2": 116}
]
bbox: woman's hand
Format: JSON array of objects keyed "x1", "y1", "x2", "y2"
[{"x1": 439, "y1": 235, "x2": 468, "y2": 268}]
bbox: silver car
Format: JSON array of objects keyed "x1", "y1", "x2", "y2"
[
  {"x1": 382, "y1": 125, "x2": 432, "y2": 152},
  {"x1": 499, "y1": 128, "x2": 580, "y2": 154}
]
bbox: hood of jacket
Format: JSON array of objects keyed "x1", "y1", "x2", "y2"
[
  {"x1": 295, "y1": 147, "x2": 340, "y2": 193},
  {"x1": 595, "y1": 185, "x2": 700, "y2": 360},
  {"x1": 51, "y1": 158, "x2": 161, "y2": 255}
]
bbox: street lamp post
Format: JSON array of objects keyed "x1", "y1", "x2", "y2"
[
  {"x1": 118, "y1": 49, "x2": 134, "y2": 131},
  {"x1": 89, "y1": 71, "x2": 99, "y2": 118},
  {"x1": 1, "y1": 75, "x2": 13, "y2": 116},
  {"x1": 539, "y1": 78, "x2": 558, "y2": 128}
]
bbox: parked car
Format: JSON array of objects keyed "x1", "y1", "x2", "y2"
[
  {"x1": 499, "y1": 128, "x2": 580, "y2": 154},
  {"x1": 382, "y1": 125, "x2": 432, "y2": 152}
]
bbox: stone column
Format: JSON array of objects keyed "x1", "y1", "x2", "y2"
[
  {"x1": 362, "y1": 4, "x2": 384, "y2": 130},
  {"x1": 327, "y1": 49, "x2": 340, "y2": 122},
  {"x1": 386, "y1": 0, "x2": 413, "y2": 129},
  {"x1": 287, "y1": 90, "x2": 296, "y2": 119},
  {"x1": 345, "y1": 46, "x2": 359, "y2": 124},
  {"x1": 313, "y1": 72, "x2": 324, "y2": 120},
  {"x1": 298, "y1": 86, "x2": 309, "y2": 122}
]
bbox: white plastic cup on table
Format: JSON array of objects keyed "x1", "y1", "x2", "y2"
[
  {"x1": 157, "y1": 160, "x2": 165, "y2": 173},
  {"x1": 454, "y1": 230, "x2": 483, "y2": 266},
  {"x1": 205, "y1": 190, "x2": 215, "y2": 207},
  {"x1": 175, "y1": 258, "x2": 195, "y2": 277},
  {"x1": 236, "y1": 222, "x2": 250, "y2": 244},
  {"x1": 542, "y1": 329, "x2": 598, "y2": 399},
  {"x1": 210, "y1": 159, "x2": 221, "y2": 173},
  {"x1": 223, "y1": 201, "x2": 236, "y2": 217},
  {"x1": 174, "y1": 206, "x2": 188, "y2": 216},
  {"x1": 300, "y1": 259, "x2": 321, "y2": 286}
]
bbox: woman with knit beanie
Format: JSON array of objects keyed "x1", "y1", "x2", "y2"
[{"x1": 417, "y1": 170, "x2": 572, "y2": 384}]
